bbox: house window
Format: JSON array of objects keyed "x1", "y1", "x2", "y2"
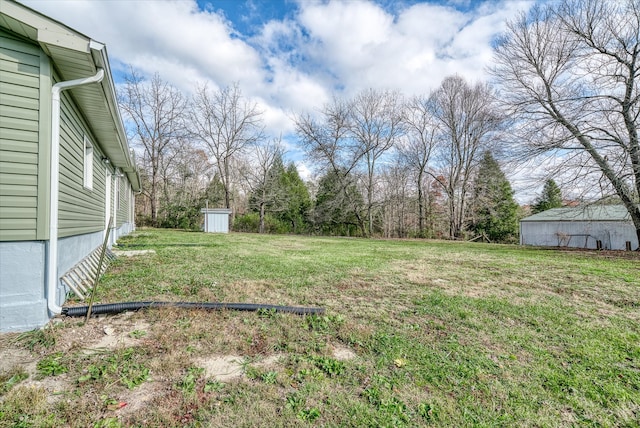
[{"x1": 83, "y1": 136, "x2": 94, "y2": 190}]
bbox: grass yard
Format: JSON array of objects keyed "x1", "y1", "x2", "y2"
[{"x1": 1, "y1": 229, "x2": 639, "y2": 427}]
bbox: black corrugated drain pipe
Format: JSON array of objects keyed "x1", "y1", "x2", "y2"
[{"x1": 62, "y1": 301, "x2": 325, "y2": 317}]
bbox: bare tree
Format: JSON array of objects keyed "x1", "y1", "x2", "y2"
[
  {"x1": 294, "y1": 97, "x2": 367, "y2": 235},
  {"x1": 492, "y1": 0, "x2": 640, "y2": 247},
  {"x1": 170, "y1": 144, "x2": 211, "y2": 207},
  {"x1": 119, "y1": 71, "x2": 187, "y2": 226},
  {"x1": 295, "y1": 97, "x2": 359, "y2": 175},
  {"x1": 399, "y1": 95, "x2": 439, "y2": 237},
  {"x1": 190, "y1": 82, "x2": 265, "y2": 210},
  {"x1": 244, "y1": 139, "x2": 285, "y2": 233},
  {"x1": 430, "y1": 75, "x2": 500, "y2": 238},
  {"x1": 350, "y1": 89, "x2": 405, "y2": 236},
  {"x1": 379, "y1": 161, "x2": 414, "y2": 238}
]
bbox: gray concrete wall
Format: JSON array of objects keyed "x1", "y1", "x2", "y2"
[
  {"x1": 114, "y1": 221, "x2": 135, "y2": 242},
  {"x1": 521, "y1": 221, "x2": 638, "y2": 250},
  {"x1": 57, "y1": 230, "x2": 104, "y2": 305},
  {"x1": 0, "y1": 224, "x2": 137, "y2": 332},
  {"x1": 0, "y1": 242, "x2": 48, "y2": 332}
]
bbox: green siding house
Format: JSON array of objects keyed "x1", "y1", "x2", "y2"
[{"x1": 0, "y1": 0, "x2": 140, "y2": 332}]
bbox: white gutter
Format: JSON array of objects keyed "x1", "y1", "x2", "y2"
[{"x1": 47, "y1": 68, "x2": 105, "y2": 315}]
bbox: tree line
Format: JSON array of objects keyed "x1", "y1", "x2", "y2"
[
  {"x1": 120, "y1": 73, "x2": 521, "y2": 241},
  {"x1": 120, "y1": 0, "x2": 640, "y2": 245}
]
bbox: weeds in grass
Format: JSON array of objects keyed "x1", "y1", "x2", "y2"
[
  {"x1": 178, "y1": 367, "x2": 204, "y2": 394},
  {"x1": 256, "y1": 308, "x2": 277, "y2": 318},
  {"x1": 14, "y1": 328, "x2": 56, "y2": 351},
  {"x1": 77, "y1": 348, "x2": 149, "y2": 389},
  {"x1": 295, "y1": 367, "x2": 324, "y2": 382},
  {"x1": 204, "y1": 380, "x2": 224, "y2": 393},
  {"x1": 260, "y1": 371, "x2": 278, "y2": 384},
  {"x1": 304, "y1": 313, "x2": 344, "y2": 333},
  {"x1": 243, "y1": 363, "x2": 275, "y2": 384},
  {"x1": 93, "y1": 418, "x2": 122, "y2": 428},
  {"x1": 286, "y1": 392, "x2": 305, "y2": 411},
  {"x1": 417, "y1": 402, "x2": 438, "y2": 422},
  {"x1": 36, "y1": 352, "x2": 68, "y2": 376},
  {"x1": 297, "y1": 407, "x2": 321, "y2": 422},
  {"x1": 307, "y1": 356, "x2": 345, "y2": 377},
  {"x1": 129, "y1": 329, "x2": 146, "y2": 339},
  {"x1": 0, "y1": 368, "x2": 28, "y2": 395},
  {"x1": 0, "y1": 385, "x2": 56, "y2": 427}
]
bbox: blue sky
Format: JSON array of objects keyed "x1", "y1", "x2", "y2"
[
  {"x1": 23, "y1": 0, "x2": 538, "y2": 197},
  {"x1": 198, "y1": 0, "x2": 486, "y2": 34},
  {"x1": 23, "y1": 0, "x2": 533, "y2": 125},
  {"x1": 197, "y1": 0, "x2": 293, "y2": 34}
]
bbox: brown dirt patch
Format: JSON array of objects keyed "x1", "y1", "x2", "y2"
[
  {"x1": 193, "y1": 354, "x2": 284, "y2": 382},
  {"x1": 48, "y1": 311, "x2": 152, "y2": 353},
  {"x1": 331, "y1": 344, "x2": 357, "y2": 361},
  {"x1": 115, "y1": 380, "x2": 169, "y2": 416},
  {"x1": 194, "y1": 355, "x2": 245, "y2": 381},
  {"x1": 0, "y1": 348, "x2": 37, "y2": 375},
  {"x1": 0, "y1": 348, "x2": 69, "y2": 405}
]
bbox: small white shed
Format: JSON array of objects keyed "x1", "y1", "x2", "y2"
[
  {"x1": 520, "y1": 205, "x2": 638, "y2": 250},
  {"x1": 201, "y1": 208, "x2": 232, "y2": 233}
]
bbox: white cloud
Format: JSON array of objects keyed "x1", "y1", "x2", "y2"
[
  {"x1": 276, "y1": 0, "x2": 532, "y2": 98},
  {"x1": 23, "y1": 0, "x2": 532, "y2": 153},
  {"x1": 24, "y1": 0, "x2": 531, "y2": 111},
  {"x1": 298, "y1": 0, "x2": 394, "y2": 72},
  {"x1": 295, "y1": 161, "x2": 312, "y2": 181},
  {"x1": 24, "y1": 0, "x2": 264, "y2": 90}
]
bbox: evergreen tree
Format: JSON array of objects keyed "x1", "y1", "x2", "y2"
[
  {"x1": 248, "y1": 154, "x2": 286, "y2": 233},
  {"x1": 203, "y1": 174, "x2": 227, "y2": 208},
  {"x1": 246, "y1": 157, "x2": 313, "y2": 234},
  {"x1": 532, "y1": 179, "x2": 563, "y2": 214},
  {"x1": 470, "y1": 151, "x2": 519, "y2": 243},
  {"x1": 275, "y1": 163, "x2": 312, "y2": 233},
  {"x1": 314, "y1": 169, "x2": 365, "y2": 236}
]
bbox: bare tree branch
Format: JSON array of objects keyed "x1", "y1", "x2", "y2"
[
  {"x1": 492, "y1": 0, "x2": 640, "y2": 247},
  {"x1": 190, "y1": 82, "x2": 265, "y2": 210},
  {"x1": 119, "y1": 70, "x2": 187, "y2": 226}
]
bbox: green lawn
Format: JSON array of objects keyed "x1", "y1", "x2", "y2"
[{"x1": 1, "y1": 229, "x2": 639, "y2": 427}]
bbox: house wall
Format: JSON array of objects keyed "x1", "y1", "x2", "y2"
[
  {"x1": 0, "y1": 28, "x2": 50, "y2": 241},
  {"x1": 520, "y1": 220, "x2": 638, "y2": 250},
  {"x1": 57, "y1": 79, "x2": 108, "y2": 238},
  {"x1": 116, "y1": 182, "x2": 135, "y2": 239},
  {"x1": 105, "y1": 172, "x2": 135, "y2": 244},
  {"x1": 0, "y1": 28, "x2": 137, "y2": 332},
  {"x1": 116, "y1": 174, "x2": 128, "y2": 227},
  {"x1": 0, "y1": 229, "x2": 106, "y2": 331},
  {"x1": 115, "y1": 185, "x2": 136, "y2": 238},
  {"x1": 0, "y1": 30, "x2": 50, "y2": 331}
]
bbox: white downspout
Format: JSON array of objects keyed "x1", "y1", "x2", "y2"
[{"x1": 47, "y1": 68, "x2": 105, "y2": 315}]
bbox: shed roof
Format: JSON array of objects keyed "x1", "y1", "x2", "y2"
[
  {"x1": 0, "y1": 0, "x2": 139, "y2": 190},
  {"x1": 201, "y1": 209, "x2": 233, "y2": 214},
  {"x1": 521, "y1": 205, "x2": 634, "y2": 222}
]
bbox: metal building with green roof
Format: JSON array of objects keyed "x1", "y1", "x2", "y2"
[{"x1": 519, "y1": 205, "x2": 638, "y2": 250}]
